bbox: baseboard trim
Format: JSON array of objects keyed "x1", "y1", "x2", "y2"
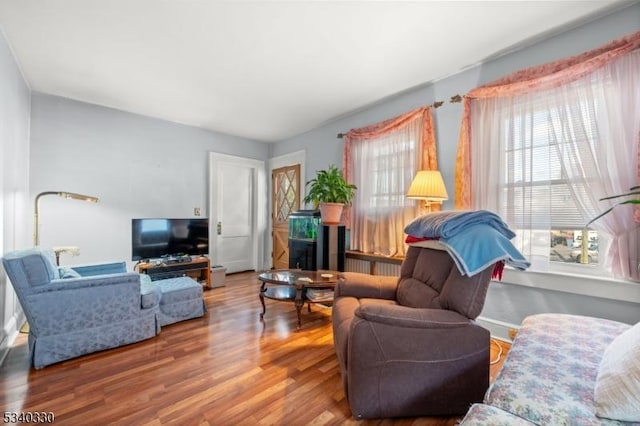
[
  {"x1": 477, "y1": 316, "x2": 519, "y2": 343},
  {"x1": 0, "y1": 312, "x2": 25, "y2": 366}
]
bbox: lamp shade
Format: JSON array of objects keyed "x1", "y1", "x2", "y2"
[
  {"x1": 59, "y1": 192, "x2": 99, "y2": 203},
  {"x1": 406, "y1": 170, "x2": 449, "y2": 201}
]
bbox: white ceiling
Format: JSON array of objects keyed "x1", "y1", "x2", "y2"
[{"x1": 0, "y1": 1, "x2": 630, "y2": 142}]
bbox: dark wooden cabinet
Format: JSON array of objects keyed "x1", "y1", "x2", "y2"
[{"x1": 317, "y1": 224, "x2": 345, "y2": 272}]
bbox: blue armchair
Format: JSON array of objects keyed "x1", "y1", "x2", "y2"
[{"x1": 1, "y1": 248, "x2": 160, "y2": 369}]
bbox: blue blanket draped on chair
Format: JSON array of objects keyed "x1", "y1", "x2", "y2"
[{"x1": 405, "y1": 210, "x2": 530, "y2": 277}]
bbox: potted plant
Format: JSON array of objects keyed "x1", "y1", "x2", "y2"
[{"x1": 303, "y1": 164, "x2": 357, "y2": 224}]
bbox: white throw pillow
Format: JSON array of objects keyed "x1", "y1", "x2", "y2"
[
  {"x1": 594, "y1": 321, "x2": 640, "y2": 422},
  {"x1": 58, "y1": 266, "x2": 81, "y2": 279}
]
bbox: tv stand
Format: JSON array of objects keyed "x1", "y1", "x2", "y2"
[
  {"x1": 137, "y1": 256, "x2": 211, "y2": 289},
  {"x1": 162, "y1": 254, "x2": 193, "y2": 264}
]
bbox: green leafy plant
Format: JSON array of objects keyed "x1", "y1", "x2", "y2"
[
  {"x1": 303, "y1": 164, "x2": 357, "y2": 208},
  {"x1": 586, "y1": 185, "x2": 640, "y2": 226}
]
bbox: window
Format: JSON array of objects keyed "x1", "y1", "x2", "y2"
[
  {"x1": 499, "y1": 97, "x2": 602, "y2": 270},
  {"x1": 550, "y1": 230, "x2": 599, "y2": 265},
  {"x1": 359, "y1": 138, "x2": 417, "y2": 210},
  {"x1": 349, "y1": 133, "x2": 420, "y2": 256},
  {"x1": 344, "y1": 107, "x2": 435, "y2": 257},
  {"x1": 466, "y1": 75, "x2": 627, "y2": 275},
  {"x1": 458, "y1": 36, "x2": 640, "y2": 280}
]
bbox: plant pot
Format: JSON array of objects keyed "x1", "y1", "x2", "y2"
[{"x1": 319, "y1": 202, "x2": 344, "y2": 224}]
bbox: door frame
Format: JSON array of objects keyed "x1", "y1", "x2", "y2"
[
  {"x1": 267, "y1": 150, "x2": 306, "y2": 270},
  {"x1": 209, "y1": 152, "x2": 267, "y2": 272}
]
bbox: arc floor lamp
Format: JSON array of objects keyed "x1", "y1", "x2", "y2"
[{"x1": 33, "y1": 191, "x2": 99, "y2": 246}]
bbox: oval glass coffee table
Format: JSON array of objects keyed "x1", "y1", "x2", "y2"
[{"x1": 258, "y1": 270, "x2": 340, "y2": 329}]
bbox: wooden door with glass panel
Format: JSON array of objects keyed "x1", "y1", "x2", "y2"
[{"x1": 272, "y1": 164, "x2": 300, "y2": 269}]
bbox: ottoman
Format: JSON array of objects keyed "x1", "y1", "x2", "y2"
[{"x1": 154, "y1": 277, "x2": 206, "y2": 326}]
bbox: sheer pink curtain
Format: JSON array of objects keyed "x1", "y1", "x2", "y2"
[
  {"x1": 456, "y1": 31, "x2": 640, "y2": 209},
  {"x1": 343, "y1": 106, "x2": 437, "y2": 256},
  {"x1": 454, "y1": 31, "x2": 640, "y2": 280}
]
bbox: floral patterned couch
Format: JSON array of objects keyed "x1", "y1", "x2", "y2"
[{"x1": 459, "y1": 313, "x2": 640, "y2": 425}]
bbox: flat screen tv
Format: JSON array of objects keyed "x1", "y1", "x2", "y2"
[{"x1": 131, "y1": 218, "x2": 209, "y2": 261}]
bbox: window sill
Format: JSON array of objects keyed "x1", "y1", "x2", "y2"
[
  {"x1": 498, "y1": 268, "x2": 640, "y2": 303},
  {"x1": 345, "y1": 250, "x2": 404, "y2": 264}
]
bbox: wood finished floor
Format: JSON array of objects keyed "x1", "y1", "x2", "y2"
[{"x1": 0, "y1": 272, "x2": 510, "y2": 425}]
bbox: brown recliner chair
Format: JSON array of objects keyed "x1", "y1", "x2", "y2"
[{"x1": 332, "y1": 245, "x2": 494, "y2": 419}]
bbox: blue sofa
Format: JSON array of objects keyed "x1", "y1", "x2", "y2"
[{"x1": 2, "y1": 248, "x2": 160, "y2": 369}]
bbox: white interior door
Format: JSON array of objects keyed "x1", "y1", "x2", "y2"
[
  {"x1": 209, "y1": 153, "x2": 266, "y2": 274},
  {"x1": 218, "y1": 163, "x2": 253, "y2": 272}
]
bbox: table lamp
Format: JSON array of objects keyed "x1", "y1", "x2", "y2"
[{"x1": 406, "y1": 170, "x2": 449, "y2": 212}]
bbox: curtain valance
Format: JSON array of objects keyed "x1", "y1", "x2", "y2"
[{"x1": 343, "y1": 105, "x2": 437, "y2": 181}]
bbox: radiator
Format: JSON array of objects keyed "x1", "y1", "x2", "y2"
[{"x1": 345, "y1": 258, "x2": 401, "y2": 276}]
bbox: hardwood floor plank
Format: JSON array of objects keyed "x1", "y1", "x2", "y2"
[{"x1": 0, "y1": 271, "x2": 510, "y2": 425}]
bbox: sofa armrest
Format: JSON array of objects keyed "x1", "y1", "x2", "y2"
[
  {"x1": 335, "y1": 272, "x2": 398, "y2": 300},
  {"x1": 349, "y1": 303, "x2": 489, "y2": 363},
  {"x1": 355, "y1": 303, "x2": 471, "y2": 329},
  {"x1": 31, "y1": 273, "x2": 141, "y2": 294},
  {"x1": 345, "y1": 303, "x2": 490, "y2": 396}
]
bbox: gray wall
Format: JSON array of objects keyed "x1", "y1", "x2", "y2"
[
  {"x1": 272, "y1": 4, "x2": 640, "y2": 335},
  {"x1": 29, "y1": 94, "x2": 270, "y2": 268},
  {"x1": 0, "y1": 27, "x2": 31, "y2": 360}
]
